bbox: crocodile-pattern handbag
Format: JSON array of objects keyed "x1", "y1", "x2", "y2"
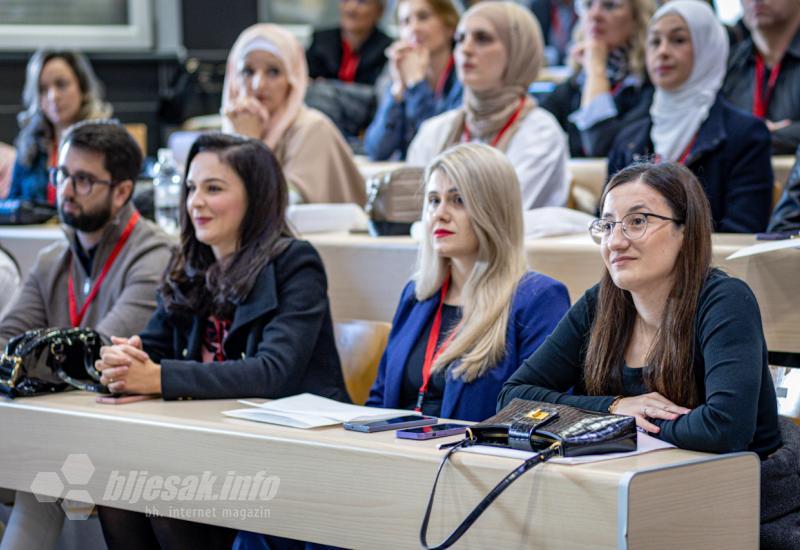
[
  {"x1": 420, "y1": 398, "x2": 637, "y2": 549},
  {"x1": 0, "y1": 328, "x2": 109, "y2": 397}
]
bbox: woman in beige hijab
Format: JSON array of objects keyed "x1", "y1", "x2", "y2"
[
  {"x1": 407, "y1": 1, "x2": 569, "y2": 210},
  {"x1": 222, "y1": 24, "x2": 366, "y2": 205}
]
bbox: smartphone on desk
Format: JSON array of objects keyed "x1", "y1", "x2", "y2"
[
  {"x1": 396, "y1": 423, "x2": 468, "y2": 440},
  {"x1": 343, "y1": 415, "x2": 437, "y2": 433}
]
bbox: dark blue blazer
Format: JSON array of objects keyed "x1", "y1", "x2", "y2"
[
  {"x1": 607, "y1": 94, "x2": 773, "y2": 233},
  {"x1": 140, "y1": 239, "x2": 349, "y2": 403},
  {"x1": 366, "y1": 272, "x2": 570, "y2": 422}
]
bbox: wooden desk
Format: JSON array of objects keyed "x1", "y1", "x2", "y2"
[
  {"x1": 0, "y1": 392, "x2": 759, "y2": 549},
  {"x1": 310, "y1": 232, "x2": 800, "y2": 354},
  {"x1": 0, "y1": 227, "x2": 797, "y2": 353}
]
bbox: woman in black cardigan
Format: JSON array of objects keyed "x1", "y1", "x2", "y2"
[
  {"x1": 499, "y1": 161, "x2": 800, "y2": 547},
  {"x1": 95, "y1": 133, "x2": 348, "y2": 549}
]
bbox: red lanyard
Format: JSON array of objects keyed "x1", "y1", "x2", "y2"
[
  {"x1": 415, "y1": 276, "x2": 460, "y2": 412},
  {"x1": 463, "y1": 96, "x2": 526, "y2": 148},
  {"x1": 434, "y1": 55, "x2": 455, "y2": 98},
  {"x1": 753, "y1": 53, "x2": 782, "y2": 119},
  {"x1": 338, "y1": 39, "x2": 360, "y2": 83},
  {"x1": 654, "y1": 133, "x2": 697, "y2": 166},
  {"x1": 68, "y1": 211, "x2": 140, "y2": 327},
  {"x1": 47, "y1": 141, "x2": 58, "y2": 206},
  {"x1": 677, "y1": 133, "x2": 697, "y2": 165}
]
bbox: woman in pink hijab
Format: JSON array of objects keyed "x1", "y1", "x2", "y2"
[{"x1": 222, "y1": 24, "x2": 366, "y2": 205}]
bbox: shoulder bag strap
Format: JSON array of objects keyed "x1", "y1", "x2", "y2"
[{"x1": 420, "y1": 441, "x2": 562, "y2": 549}]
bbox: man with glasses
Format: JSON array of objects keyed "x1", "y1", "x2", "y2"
[{"x1": 0, "y1": 120, "x2": 173, "y2": 550}]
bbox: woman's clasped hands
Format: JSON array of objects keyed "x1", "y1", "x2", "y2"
[{"x1": 96, "y1": 335, "x2": 162, "y2": 395}]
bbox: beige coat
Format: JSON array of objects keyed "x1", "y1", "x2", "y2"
[{"x1": 274, "y1": 107, "x2": 366, "y2": 205}]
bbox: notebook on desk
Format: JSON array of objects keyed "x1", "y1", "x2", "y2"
[{"x1": 222, "y1": 393, "x2": 414, "y2": 429}]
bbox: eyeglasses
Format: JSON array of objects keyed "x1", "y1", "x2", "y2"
[
  {"x1": 577, "y1": 0, "x2": 627, "y2": 15},
  {"x1": 50, "y1": 166, "x2": 116, "y2": 196},
  {"x1": 589, "y1": 212, "x2": 683, "y2": 244}
]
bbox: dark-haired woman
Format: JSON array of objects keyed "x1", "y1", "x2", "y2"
[
  {"x1": 500, "y1": 160, "x2": 780, "y2": 453},
  {"x1": 9, "y1": 48, "x2": 111, "y2": 202},
  {"x1": 94, "y1": 133, "x2": 348, "y2": 549},
  {"x1": 498, "y1": 161, "x2": 800, "y2": 545}
]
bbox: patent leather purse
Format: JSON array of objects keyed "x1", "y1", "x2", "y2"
[
  {"x1": 420, "y1": 398, "x2": 637, "y2": 549},
  {"x1": 0, "y1": 328, "x2": 109, "y2": 397}
]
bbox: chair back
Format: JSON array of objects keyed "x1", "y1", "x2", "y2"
[
  {"x1": 334, "y1": 319, "x2": 391, "y2": 405},
  {"x1": 771, "y1": 366, "x2": 800, "y2": 425}
]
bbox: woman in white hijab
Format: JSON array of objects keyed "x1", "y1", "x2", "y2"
[
  {"x1": 608, "y1": 0, "x2": 773, "y2": 233},
  {"x1": 222, "y1": 24, "x2": 366, "y2": 205},
  {"x1": 406, "y1": 1, "x2": 570, "y2": 211}
]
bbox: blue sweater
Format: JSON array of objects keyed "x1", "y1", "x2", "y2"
[
  {"x1": 367, "y1": 271, "x2": 570, "y2": 422},
  {"x1": 363, "y1": 73, "x2": 462, "y2": 161}
]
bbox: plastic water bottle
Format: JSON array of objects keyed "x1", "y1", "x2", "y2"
[{"x1": 153, "y1": 148, "x2": 182, "y2": 235}]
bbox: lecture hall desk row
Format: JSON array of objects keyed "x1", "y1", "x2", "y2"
[
  {"x1": 0, "y1": 226, "x2": 797, "y2": 355},
  {"x1": 0, "y1": 391, "x2": 759, "y2": 549}
]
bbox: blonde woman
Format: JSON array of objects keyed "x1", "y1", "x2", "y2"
[{"x1": 366, "y1": 143, "x2": 570, "y2": 421}]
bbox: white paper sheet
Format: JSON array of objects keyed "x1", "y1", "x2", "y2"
[
  {"x1": 460, "y1": 432, "x2": 675, "y2": 465},
  {"x1": 726, "y1": 238, "x2": 800, "y2": 260},
  {"x1": 222, "y1": 393, "x2": 414, "y2": 429}
]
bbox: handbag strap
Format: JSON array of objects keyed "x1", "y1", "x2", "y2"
[{"x1": 420, "y1": 440, "x2": 562, "y2": 549}]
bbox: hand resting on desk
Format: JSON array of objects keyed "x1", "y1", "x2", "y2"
[{"x1": 95, "y1": 335, "x2": 162, "y2": 397}]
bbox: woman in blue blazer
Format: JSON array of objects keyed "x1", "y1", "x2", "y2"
[{"x1": 366, "y1": 143, "x2": 570, "y2": 422}]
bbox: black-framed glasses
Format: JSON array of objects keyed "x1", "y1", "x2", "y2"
[
  {"x1": 589, "y1": 212, "x2": 683, "y2": 244},
  {"x1": 50, "y1": 166, "x2": 116, "y2": 196}
]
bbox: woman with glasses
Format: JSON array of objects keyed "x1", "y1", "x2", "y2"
[
  {"x1": 499, "y1": 160, "x2": 800, "y2": 546},
  {"x1": 407, "y1": 1, "x2": 570, "y2": 210},
  {"x1": 7, "y1": 49, "x2": 111, "y2": 203},
  {"x1": 608, "y1": 0, "x2": 773, "y2": 233},
  {"x1": 540, "y1": 0, "x2": 655, "y2": 157},
  {"x1": 364, "y1": 0, "x2": 463, "y2": 160},
  {"x1": 500, "y1": 160, "x2": 780, "y2": 456}
]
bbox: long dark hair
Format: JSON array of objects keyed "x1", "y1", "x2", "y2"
[
  {"x1": 160, "y1": 133, "x2": 293, "y2": 319},
  {"x1": 16, "y1": 49, "x2": 110, "y2": 167},
  {"x1": 584, "y1": 162, "x2": 713, "y2": 408}
]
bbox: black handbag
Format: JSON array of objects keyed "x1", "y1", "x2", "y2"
[
  {"x1": 420, "y1": 398, "x2": 637, "y2": 549},
  {"x1": 0, "y1": 328, "x2": 109, "y2": 397}
]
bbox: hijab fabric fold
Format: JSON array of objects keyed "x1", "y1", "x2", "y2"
[
  {"x1": 222, "y1": 24, "x2": 309, "y2": 151},
  {"x1": 445, "y1": 1, "x2": 544, "y2": 151},
  {"x1": 649, "y1": 0, "x2": 728, "y2": 162}
]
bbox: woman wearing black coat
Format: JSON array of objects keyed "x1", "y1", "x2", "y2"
[{"x1": 94, "y1": 133, "x2": 348, "y2": 549}]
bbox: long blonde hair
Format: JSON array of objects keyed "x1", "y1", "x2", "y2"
[
  {"x1": 414, "y1": 143, "x2": 526, "y2": 383},
  {"x1": 569, "y1": 0, "x2": 656, "y2": 79}
]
